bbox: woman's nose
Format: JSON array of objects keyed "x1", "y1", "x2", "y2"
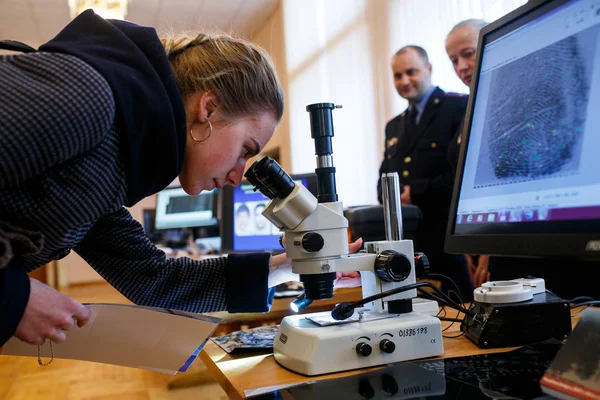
[{"x1": 226, "y1": 160, "x2": 247, "y2": 186}]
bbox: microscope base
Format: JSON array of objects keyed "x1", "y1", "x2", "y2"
[{"x1": 273, "y1": 310, "x2": 443, "y2": 376}]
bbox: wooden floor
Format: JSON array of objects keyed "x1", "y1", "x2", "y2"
[{"x1": 0, "y1": 283, "x2": 229, "y2": 400}]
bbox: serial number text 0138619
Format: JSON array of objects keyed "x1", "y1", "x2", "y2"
[{"x1": 398, "y1": 327, "x2": 428, "y2": 337}]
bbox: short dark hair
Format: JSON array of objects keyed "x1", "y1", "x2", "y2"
[
  {"x1": 395, "y1": 45, "x2": 430, "y2": 65},
  {"x1": 254, "y1": 203, "x2": 266, "y2": 213}
]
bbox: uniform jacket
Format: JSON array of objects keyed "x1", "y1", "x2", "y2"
[
  {"x1": 0, "y1": 11, "x2": 272, "y2": 346},
  {"x1": 378, "y1": 87, "x2": 468, "y2": 219}
]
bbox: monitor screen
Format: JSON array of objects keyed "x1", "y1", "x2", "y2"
[
  {"x1": 221, "y1": 174, "x2": 318, "y2": 253},
  {"x1": 446, "y1": 0, "x2": 600, "y2": 258},
  {"x1": 154, "y1": 187, "x2": 218, "y2": 230}
]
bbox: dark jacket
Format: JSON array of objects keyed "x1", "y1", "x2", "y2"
[
  {"x1": 0, "y1": 12, "x2": 272, "y2": 346},
  {"x1": 378, "y1": 87, "x2": 468, "y2": 219}
]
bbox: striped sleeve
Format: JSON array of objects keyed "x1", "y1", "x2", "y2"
[
  {"x1": 0, "y1": 52, "x2": 115, "y2": 189},
  {"x1": 75, "y1": 208, "x2": 273, "y2": 313}
]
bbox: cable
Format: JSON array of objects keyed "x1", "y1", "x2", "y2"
[
  {"x1": 415, "y1": 288, "x2": 464, "y2": 333},
  {"x1": 570, "y1": 296, "x2": 596, "y2": 304},
  {"x1": 417, "y1": 288, "x2": 464, "y2": 317},
  {"x1": 570, "y1": 300, "x2": 600, "y2": 309},
  {"x1": 438, "y1": 317, "x2": 463, "y2": 323},
  {"x1": 331, "y1": 281, "x2": 475, "y2": 320},
  {"x1": 443, "y1": 329, "x2": 468, "y2": 339},
  {"x1": 428, "y1": 273, "x2": 467, "y2": 306},
  {"x1": 427, "y1": 273, "x2": 469, "y2": 334},
  {"x1": 415, "y1": 288, "x2": 472, "y2": 337},
  {"x1": 419, "y1": 283, "x2": 471, "y2": 315}
]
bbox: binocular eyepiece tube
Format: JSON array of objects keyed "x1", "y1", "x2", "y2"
[
  {"x1": 306, "y1": 103, "x2": 342, "y2": 204},
  {"x1": 244, "y1": 157, "x2": 295, "y2": 199}
]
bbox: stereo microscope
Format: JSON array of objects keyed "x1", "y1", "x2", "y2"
[{"x1": 244, "y1": 103, "x2": 443, "y2": 376}]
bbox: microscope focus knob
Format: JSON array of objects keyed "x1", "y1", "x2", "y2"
[
  {"x1": 301, "y1": 232, "x2": 324, "y2": 252},
  {"x1": 374, "y1": 250, "x2": 411, "y2": 282},
  {"x1": 379, "y1": 339, "x2": 396, "y2": 354},
  {"x1": 278, "y1": 234, "x2": 285, "y2": 249},
  {"x1": 414, "y1": 252, "x2": 430, "y2": 279},
  {"x1": 355, "y1": 342, "x2": 372, "y2": 357}
]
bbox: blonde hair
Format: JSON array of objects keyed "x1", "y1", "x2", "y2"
[{"x1": 161, "y1": 33, "x2": 284, "y2": 122}]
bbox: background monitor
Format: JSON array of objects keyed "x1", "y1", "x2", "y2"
[
  {"x1": 220, "y1": 173, "x2": 318, "y2": 253},
  {"x1": 155, "y1": 187, "x2": 219, "y2": 230},
  {"x1": 446, "y1": 0, "x2": 600, "y2": 259}
]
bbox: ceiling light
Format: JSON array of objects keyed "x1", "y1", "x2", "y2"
[{"x1": 68, "y1": 0, "x2": 130, "y2": 20}]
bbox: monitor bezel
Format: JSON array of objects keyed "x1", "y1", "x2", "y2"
[
  {"x1": 220, "y1": 173, "x2": 319, "y2": 254},
  {"x1": 445, "y1": 0, "x2": 600, "y2": 259}
]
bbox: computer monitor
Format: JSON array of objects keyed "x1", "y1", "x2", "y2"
[
  {"x1": 154, "y1": 187, "x2": 219, "y2": 230},
  {"x1": 446, "y1": 0, "x2": 600, "y2": 259},
  {"x1": 220, "y1": 174, "x2": 318, "y2": 253}
]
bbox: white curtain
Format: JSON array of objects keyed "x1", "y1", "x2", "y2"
[{"x1": 282, "y1": 0, "x2": 527, "y2": 207}]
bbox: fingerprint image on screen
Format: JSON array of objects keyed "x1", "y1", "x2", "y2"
[{"x1": 473, "y1": 26, "x2": 597, "y2": 189}]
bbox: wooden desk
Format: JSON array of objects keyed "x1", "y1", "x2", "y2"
[
  {"x1": 167, "y1": 287, "x2": 364, "y2": 389},
  {"x1": 200, "y1": 313, "x2": 522, "y2": 399}
]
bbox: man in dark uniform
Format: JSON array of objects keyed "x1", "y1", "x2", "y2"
[{"x1": 378, "y1": 45, "x2": 473, "y2": 300}]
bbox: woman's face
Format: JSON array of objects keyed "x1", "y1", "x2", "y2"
[
  {"x1": 179, "y1": 93, "x2": 277, "y2": 195},
  {"x1": 446, "y1": 26, "x2": 479, "y2": 87}
]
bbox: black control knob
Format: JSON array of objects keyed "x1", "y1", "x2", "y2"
[
  {"x1": 381, "y1": 374, "x2": 399, "y2": 396},
  {"x1": 374, "y1": 250, "x2": 411, "y2": 282},
  {"x1": 358, "y1": 379, "x2": 375, "y2": 399},
  {"x1": 278, "y1": 234, "x2": 285, "y2": 249},
  {"x1": 355, "y1": 342, "x2": 372, "y2": 357},
  {"x1": 414, "y1": 252, "x2": 430, "y2": 279},
  {"x1": 301, "y1": 232, "x2": 324, "y2": 252},
  {"x1": 379, "y1": 339, "x2": 395, "y2": 354}
]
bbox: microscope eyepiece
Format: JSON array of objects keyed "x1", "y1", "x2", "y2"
[
  {"x1": 244, "y1": 157, "x2": 295, "y2": 199},
  {"x1": 306, "y1": 103, "x2": 341, "y2": 203}
]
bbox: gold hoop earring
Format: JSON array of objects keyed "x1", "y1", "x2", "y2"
[{"x1": 190, "y1": 120, "x2": 212, "y2": 142}]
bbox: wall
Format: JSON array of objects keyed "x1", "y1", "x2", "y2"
[{"x1": 249, "y1": 1, "x2": 292, "y2": 172}]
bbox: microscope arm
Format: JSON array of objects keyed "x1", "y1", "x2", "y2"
[{"x1": 291, "y1": 252, "x2": 377, "y2": 275}]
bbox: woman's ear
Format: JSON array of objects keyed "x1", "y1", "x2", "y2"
[{"x1": 197, "y1": 92, "x2": 220, "y2": 122}]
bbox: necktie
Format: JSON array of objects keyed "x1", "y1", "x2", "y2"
[{"x1": 406, "y1": 105, "x2": 418, "y2": 130}]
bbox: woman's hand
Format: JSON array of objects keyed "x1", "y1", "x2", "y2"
[
  {"x1": 14, "y1": 278, "x2": 91, "y2": 345},
  {"x1": 268, "y1": 238, "x2": 364, "y2": 288}
]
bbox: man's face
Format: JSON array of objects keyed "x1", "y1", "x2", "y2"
[
  {"x1": 237, "y1": 210, "x2": 250, "y2": 231},
  {"x1": 391, "y1": 49, "x2": 433, "y2": 104},
  {"x1": 254, "y1": 207, "x2": 267, "y2": 229}
]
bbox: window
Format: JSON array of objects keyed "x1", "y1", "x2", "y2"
[{"x1": 283, "y1": 0, "x2": 527, "y2": 207}]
